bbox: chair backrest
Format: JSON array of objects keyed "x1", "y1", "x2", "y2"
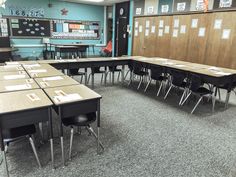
[
  {"x1": 150, "y1": 65, "x2": 164, "y2": 80},
  {"x1": 133, "y1": 62, "x2": 144, "y2": 75},
  {"x1": 170, "y1": 69, "x2": 187, "y2": 87},
  {"x1": 189, "y1": 74, "x2": 203, "y2": 92}
]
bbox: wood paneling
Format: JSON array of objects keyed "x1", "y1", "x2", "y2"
[
  {"x1": 155, "y1": 16, "x2": 172, "y2": 58},
  {"x1": 187, "y1": 13, "x2": 211, "y2": 64},
  {"x1": 132, "y1": 18, "x2": 145, "y2": 56},
  {"x1": 169, "y1": 15, "x2": 191, "y2": 60}
]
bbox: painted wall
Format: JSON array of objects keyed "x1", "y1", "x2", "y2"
[
  {"x1": 0, "y1": 0, "x2": 105, "y2": 59},
  {"x1": 144, "y1": 0, "x2": 158, "y2": 15}
]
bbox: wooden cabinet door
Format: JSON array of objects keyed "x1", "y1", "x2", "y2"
[{"x1": 132, "y1": 17, "x2": 145, "y2": 56}]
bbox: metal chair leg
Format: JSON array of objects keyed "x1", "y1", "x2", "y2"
[
  {"x1": 144, "y1": 78, "x2": 152, "y2": 92},
  {"x1": 87, "y1": 74, "x2": 91, "y2": 85},
  {"x1": 164, "y1": 85, "x2": 173, "y2": 99},
  {"x1": 38, "y1": 122, "x2": 44, "y2": 142},
  {"x1": 181, "y1": 91, "x2": 192, "y2": 106},
  {"x1": 225, "y1": 91, "x2": 231, "y2": 109},
  {"x1": 218, "y1": 88, "x2": 221, "y2": 101},
  {"x1": 157, "y1": 81, "x2": 163, "y2": 96},
  {"x1": 2, "y1": 150, "x2": 9, "y2": 177},
  {"x1": 137, "y1": 76, "x2": 143, "y2": 90},
  {"x1": 128, "y1": 71, "x2": 133, "y2": 86},
  {"x1": 80, "y1": 75, "x2": 84, "y2": 83},
  {"x1": 124, "y1": 70, "x2": 130, "y2": 80},
  {"x1": 101, "y1": 73, "x2": 104, "y2": 84},
  {"x1": 29, "y1": 135, "x2": 42, "y2": 168},
  {"x1": 86, "y1": 126, "x2": 104, "y2": 150},
  {"x1": 69, "y1": 127, "x2": 74, "y2": 160},
  {"x1": 191, "y1": 96, "x2": 203, "y2": 114},
  {"x1": 179, "y1": 89, "x2": 187, "y2": 106}
]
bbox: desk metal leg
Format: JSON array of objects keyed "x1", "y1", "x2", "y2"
[
  {"x1": 97, "y1": 100, "x2": 101, "y2": 154},
  {"x1": 0, "y1": 129, "x2": 9, "y2": 177},
  {"x1": 104, "y1": 67, "x2": 107, "y2": 86},
  {"x1": 92, "y1": 69, "x2": 95, "y2": 89},
  {"x1": 212, "y1": 87, "x2": 217, "y2": 113},
  {"x1": 59, "y1": 107, "x2": 65, "y2": 166},
  {"x1": 112, "y1": 67, "x2": 115, "y2": 85},
  {"x1": 122, "y1": 65, "x2": 125, "y2": 85},
  {"x1": 48, "y1": 108, "x2": 55, "y2": 169},
  {"x1": 85, "y1": 68, "x2": 88, "y2": 85}
]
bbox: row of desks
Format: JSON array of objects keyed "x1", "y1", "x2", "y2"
[{"x1": 0, "y1": 63, "x2": 102, "y2": 176}]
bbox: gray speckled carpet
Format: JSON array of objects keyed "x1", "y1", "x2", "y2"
[{"x1": 1, "y1": 72, "x2": 236, "y2": 177}]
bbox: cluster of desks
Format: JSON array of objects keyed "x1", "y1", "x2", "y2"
[
  {"x1": 0, "y1": 63, "x2": 102, "y2": 176},
  {"x1": 1, "y1": 56, "x2": 236, "y2": 176}
]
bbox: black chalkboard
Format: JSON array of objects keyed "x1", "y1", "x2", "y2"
[{"x1": 10, "y1": 18, "x2": 51, "y2": 37}]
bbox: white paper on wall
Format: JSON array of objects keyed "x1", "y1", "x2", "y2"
[
  {"x1": 145, "y1": 29, "x2": 149, "y2": 36},
  {"x1": 139, "y1": 26, "x2": 143, "y2": 32},
  {"x1": 180, "y1": 25, "x2": 186, "y2": 34},
  {"x1": 191, "y1": 19, "x2": 198, "y2": 28},
  {"x1": 198, "y1": 27, "x2": 206, "y2": 37},
  {"x1": 177, "y1": 2, "x2": 186, "y2": 11},
  {"x1": 161, "y1": 5, "x2": 169, "y2": 13},
  {"x1": 174, "y1": 19, "x2": 179, "y2": 28},
  {"x1": 173, "y1": 29, "x2": 178, "y2": 37},
  {"x1": 147, "y1": 6, "x2": 154, "y2": 14},
  {"x1": 135, "y1": 30, "x2": 138, "y2": 36},
  {"x1": 136, "y1": 8, "x2": 142, "y2": 15},
  {"x1": 158, "y1": 29, "x2": 163, "y2": 36},
  {"x1": 135, "y1": 21, "x2": 139, "y2": 28},
  {"x1": 159, "y1": 20, "x2": 164, "y2": 28},
  {"x1": 214, "y1": 19, "x2": 222, "y2": 29},
  {"x1": 151, "y1": 26, "x2": 156, "y2": 33},
  {"x1": 164, "y1": 26, "x2": 170, "y2": 33},
  {"x1": 219, "y1": 0, "x2": 232, "y2": 8},
  {"x1": 146, "y1": 21, "x2": 150, "y2": 28},
  {"x1": 222, "y1": 29, "x2": 231, "y2": 39}
]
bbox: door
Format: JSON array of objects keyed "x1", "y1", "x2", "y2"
[{"x1": 115, "y1": 2, "x2": 130, "y2": 56}]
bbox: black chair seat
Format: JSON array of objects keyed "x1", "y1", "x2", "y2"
[
  {"x1": 151, "y1": 75, "x2": 167, "y2": 81},
  {"x1": 109, "y1": 66, "x2": 122, "y2": 72},
  {"x1": 134, "y1": 70, "x2": 148, "y2": 76},
  {"x1": 93, "y1": 67, "x2": 106, "y2": 73},
  {"x1": 195, "y1": 87, "x2": 212, "y2": 96},
  {"x1": 69, "y1": 69, "x2": 85, "y2": 76},
  {"x1": 62, "y1": 113, "x2": 96, "y2": 127},
  {"x1": 3, "y1": 125, "x2": 36, "y2": 139}
]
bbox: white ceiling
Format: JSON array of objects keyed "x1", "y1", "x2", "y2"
[{"x1": 59, "y1": 0, "x2": 129, "y2": 6}]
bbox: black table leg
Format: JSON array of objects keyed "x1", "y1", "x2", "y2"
[
  {"x1": 0, "y1": 129, "x2": 9, "y2": 177},
  {"x1": 122, "y1": 65, "x2": 125, "y2": 85},
  {"x1": 48, "y1": 108, "x2": 55, "y2": 169},
  {"x1": 59, "y1": 106, "x2": 65, "y2": 166},
  {"x1": 92, "y1": 68, "x2": 95, "y2": 89},
  {"x1": 97, "y1": 100, "x2": 100, "y2": 154}
]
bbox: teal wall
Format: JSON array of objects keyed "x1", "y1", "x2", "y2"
[
  {"x1": 0, "y1": 0, "x2": 105, "y2": 59},
  {"x1": 128, "y1": 0, "x2": 134, "y2": 56}
]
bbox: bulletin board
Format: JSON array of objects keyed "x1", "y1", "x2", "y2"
[
  {"x1": 9, "y1": 18, "x2": 51, "y2": 37},
  {"x1": 51, "y1": 20, "x2": 100, "y2": 39},
  {"x1": 0, "y1": 18, "x2": 9, "y2": 37}
]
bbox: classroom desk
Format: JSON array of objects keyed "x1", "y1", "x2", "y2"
[
  {"x1": 0, "y1": 65, "x2": 24, "y2": 72},
  {"x1": 25, "y1": 65, "x2": 64, "y2": 78},
  {"x1": 0, "y1": 79, "x2": 39, "y2": 93},
  {"x1": 0, "y1": 71, "x2": 29, "y2": 81},
  {"x1": 35, "y1": 75, "x2": 79, "y2": 89},
  {"x1": 0, "y1": 89, "x2": 54, "y2": 177},
  {"x1": 43, "y1": 84, "x2": 102, "y2": 166}
]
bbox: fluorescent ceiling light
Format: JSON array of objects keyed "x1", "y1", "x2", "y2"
[{"x1": 82, "y1": 0, "x2": 104, "y2": 2}]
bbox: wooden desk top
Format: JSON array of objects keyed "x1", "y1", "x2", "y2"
[
  {"x1": 0, "y1": 79, "x2": 39, "y2": 93},
  {"x1": 5, "y1": 60, "x2": 38, "y2": 65},
  {"x1": 0, "y1": 48, "x2": 17, "y2": 53},
  {"x1": 25, "y1": 66, "x2": 64, "y2": 78},
  {"x1": 0, "y1": 89, "x2": 52, "y2": 115},
  {"x1": 0, "y1": 71, "x2": 29, "y2": 81},
  {"x1": 35, "y1": 75, "x2": 79, "y2": 89},
  {"x1": 0, "y1": 65, "x2": 24, "y2": 72},
  {"x1": 44, "y1": 84, "x2": 101, "y2": 106}
]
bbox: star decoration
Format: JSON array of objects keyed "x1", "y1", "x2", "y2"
[{"x1": 61, "y1": 8, "x2": 68, "y2": 16}]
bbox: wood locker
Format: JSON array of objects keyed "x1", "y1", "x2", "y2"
[
  {"x1": 132, "y1": 17, "x2": 145, "y2": 56},
  {"x1": 143, "y1": 17, "x2": 157, "y2": 57},
  {"x1": 169, "y1": 15, "x2": 191, "y2": 61},
  {"x1": 187, "y1": 13, "x2": 212, "y2": 64},
  {"x1": 155, "y1": 15, "x2": 172, "y2": 58},
  {"x1": 205, "y1": 12, "x2": 236, "y2": 68}
]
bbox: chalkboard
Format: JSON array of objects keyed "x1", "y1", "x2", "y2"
[
  {"x1": 51, "y1": 20, "x2": 100, "y2": 39},
  {"x1": 10, "y1": 18, "x2": 51, "y2": 37}
]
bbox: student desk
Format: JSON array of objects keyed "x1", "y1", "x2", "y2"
[
  {"x1": 0, "y1": 65, "x2": 24, "y2": 72},
  {"x1": 35, "y1": 75, "x2": 79, "y2": 89},
  {"x1": 0, "y1": 79, "x2": 39, "y2": 93},
  {"x1": 43, "y1": 84, "x2": 102, "y2": 166},
  {"x1": 25, "y1": 65, "x2": 64, "y2": 78},
  {"x1": 0, "y1": 71, "x2": 29, "y2": 81},
  {"x1": 0, "y1": 89, "x2": 54, "y2": 177}
]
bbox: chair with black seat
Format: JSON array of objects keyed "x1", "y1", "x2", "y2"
[
  {"x1": 106, "y1": 66, "x2": 122, "y2": 83},
  {"x1": 164, "y1": 69, "x2": 188, "y2": 105},
  {"x1": 87, "y1": 67, "x2": 107, "y2": 85},
  {"x1": 144, "y1": 65, "x2": 168, "y2": 96},
  {"x1": 124, "y1": 63, "x2": 133, "y2": 81},
  {"x1": 62, "y1": 112, "x2": 104, "y2": 160},
  {"x1": 2, "y1": 124, "x2": 42, "y2": 172},
  {"x1": 181, "y1": 74, "x2": 213, "y2": 114},
  {"x1": 69, "y1": 68, "x2": 86, "y2": 83},
  {"x1": 129, "y1": 62, "x2": 149, "y2": 90}
]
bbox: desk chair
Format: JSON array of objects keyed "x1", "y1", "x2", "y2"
[
  {"x1": 62, "y1": 112, "x2": 104, "y2": 160},
  {"x1": 164, "y1": 69, "x2": 188, "y2": 105},
  {"x1": 181, "y1": 74, "x2": 213, "y2": 114},
  {"x1": 87, "y1": 67, "x2": 107, "y2": 85},
  {"x1": 106, "y1": 66, "x2": 122, "y2": 83},
  {"x1": 3, "y1": 125, "x2": 42, "y2": 173},
  {"x1": 129, "y1": 63, "x2": 149, "y2": 90},
  {"x1": 144, "y1": 65, "x2": 167, "y2": 96},
  {"x1": 101, "y1": 41, "x2": 112, "y2": 57},
  {"x1": 124, "y1": 63, "x2": 133, "y2": 81},
  {"x1": 69, "y1": 69, "x2": 86, "y2": 83}
]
